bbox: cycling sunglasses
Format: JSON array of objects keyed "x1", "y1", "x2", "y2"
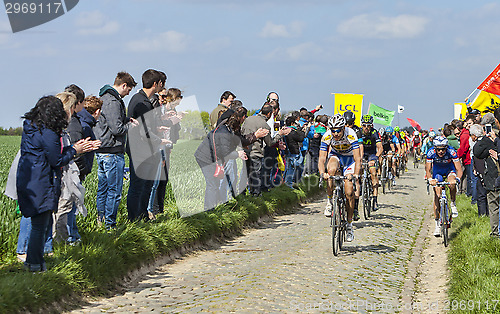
[
  {"x1": 331, "y1": 128, "x2": 343, "y2": 133},
  {"x1": 435, "y1": 147, "x2": 447, "y2": 152},
  {"x1": 362, "y1": 123, "x2": 372, "y2": 127}
]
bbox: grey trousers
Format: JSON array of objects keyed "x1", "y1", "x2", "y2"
[{"x1": 487, "y1": 190, "x2": 500, "y2": 237}]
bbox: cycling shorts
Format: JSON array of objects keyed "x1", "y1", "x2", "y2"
[
  {"x1": 363, "y1": 153, "x2": 378, "y2": 163},
  {"x1": 432, "y1": 164, "x2": 456, "y2": 179},
  {"x1": 329, "y1": 153, "x2": 355, "y2": 175}
]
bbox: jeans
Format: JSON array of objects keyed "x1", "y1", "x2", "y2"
[
  {"x1": 487, "y1": 190, "x2": 499, "y2": 236},
  {"x1": 67, "y1": 203, "x2": 81, "y2": 242},
  {"x1": 17, "y1": 216, "x2": 52, "y2": 255},
  {"x1": 477, "y1": 178, "x2": 489, "y2": 216},
  {"x1": 25, "y1": 211, "x2": 52, "y2": 271},
  {"x1": 284, "y1": 153, "x2": 303, "y2": 187},
  {"x1": 248, "y1": 156, "x2": 264, "y2": 196},
  {"x1": 468, "y1": 161, "x2": 478, "y2": 203},
  {"x1": 96, "y1": 153, "x2": 125, "y2": 228},
  {"x1": 220, "y1": 159, "x2": 237, "y2": 201},
  {"x1": 127, "y1": 158, "x2": 154, "y2": 221}
]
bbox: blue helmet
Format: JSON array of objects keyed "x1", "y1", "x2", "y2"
[{"x1": 385, "y1": 126, "x2": 394, "y2": 133}]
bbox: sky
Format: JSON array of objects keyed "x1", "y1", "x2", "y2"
[{"x1": 1, "y1": 0, "x2": 499, "y2": 129}]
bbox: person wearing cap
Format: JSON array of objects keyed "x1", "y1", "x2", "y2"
[{"x1": 426, "y1": 136, "x2": 463, "y2": 236}]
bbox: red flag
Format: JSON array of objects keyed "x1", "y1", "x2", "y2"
[
  {"x1": 478, "y1": 63, "x2": 500, "y2": 95},
  {"x1": 407, "y1": 118, "x2": 421, "y2": 131}
]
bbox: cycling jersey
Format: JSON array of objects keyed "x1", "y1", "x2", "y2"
[
  {"x1": 382, "y1": 134, "x2": 399, "y2": 153},
  {"x1": 426, "y1": 146, "x2": 459, "y2": 178},
  {"x1": 361, "y1": 128, "x2": 381, "y2": 155},
  {"x1": 320, "y1": 127, "x2": 359, "y2": 157}
]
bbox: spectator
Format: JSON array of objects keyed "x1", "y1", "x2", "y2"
[
  {"x1": 241, "y1": 104, "x2": 291, "y2": 196},
  {"x1": 283, "y1": 116, "x2": 306, "y2": 188},
  {"x1": 307, "y1": 115, "x2": 328, "y2": 175},
  {"x1": 209, "y1": 91, "x2": 235, "y2": 129},
  {"x1": 17, "y1": 96, "x2": 96, "y2": 272},
  {"x1": 126, "y1": 69, "x2": 167, "y2": 221},
  {"x1": 444, "y1": 125, "x2": 459, "y2": 150},
  {"x1": 470, "y1": 124, "x2": 489, "y2": 217},
  {"x1": 457, "y1": 115, "x2": 475, "y2": 203},
  {"x1": 94, "y1": 71, "x2": 138, "y2": 229}
]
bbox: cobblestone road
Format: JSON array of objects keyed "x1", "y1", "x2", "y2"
[{"x1": 74, "y1": 167, "x2": 431, "y2": 313}]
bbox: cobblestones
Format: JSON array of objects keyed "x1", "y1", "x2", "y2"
[{"x1": 74, "y1": 168, "x2": 429, "y2": 313}]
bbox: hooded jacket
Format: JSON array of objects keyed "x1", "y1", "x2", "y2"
[
  {"x1": 94, "y1": 85, "x2": 129, "y2": 154},
  {"x1": 17, "y1": 120, "x2": 76, "y2": 217},
  {"x1": 75, "y1": 108, "x2": 97, "y2": 178}
]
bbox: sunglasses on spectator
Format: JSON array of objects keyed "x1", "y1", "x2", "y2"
[{"x1": 331, "y1": 128, "x2": 343, "y2": 133}]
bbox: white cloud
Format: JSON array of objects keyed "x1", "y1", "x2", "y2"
[
  {"x1": 265, "y1": 42, "x2": 323, "y2": 61},
  {"x1": 260, "y1": 21, "x2": 305, "y2": 38},
  {"x1": 75, "y1": 11, "x2": 120, "y2": 35},
  {"x1": 126, "y1": 31, "x2": 189, "y2": 53},
  {"x1": 338, "y1": 14, "x2": 428, "y2": 39}
]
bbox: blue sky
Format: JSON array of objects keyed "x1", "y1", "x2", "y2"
[{"x1": 0, "y1": 0, "x2": 499, "y2": 129}]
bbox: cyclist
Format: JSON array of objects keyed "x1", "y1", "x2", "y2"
[
  {"x1": 318, "y1": 114, "x2": 361, "y2": 242},
  {"x1": 426, "y1": 136, "x2": 463, "y2": 236},
  {"x1": 344, "y1": 111, "x2": 362, "y2": 221},
  {"x1": 411, "y1": 130, "x2": 422, "y2": 157},
  {"x1": 421, "y1": 130, "x2": 436, "y2": 156},
  {"x1": 382, "y1": 126, "x2": 401, "y2": 186},
  {"x1": 394, "y1": 126, "x2": 407, "y2": 172},
  {"x1": 360, "y1": 114, "x2": 383, "y2": 211}
]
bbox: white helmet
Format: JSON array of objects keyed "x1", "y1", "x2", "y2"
[
  {"x1": 433, "y1": 136, "x2": 448, "y2": 147},
  {"x1": 328, "y1": 114, "x2": 346, "y2": 129},
  {"x1": 413, "y1": 130, "x2": 419, "y2": 136},
  {"x1": 379, "y1": 127, "x2": 386, "y2": 135}
]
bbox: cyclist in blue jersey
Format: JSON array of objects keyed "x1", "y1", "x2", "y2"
[
  {"x1": 318, "y1": 114, "x2": 361, "y2": 242},
  {"x1": 426, "y1": 136, "x2": 463, "y2": 236},
  {"x1": 360, "y1": 115, "x2": 383, "y2": 211}
]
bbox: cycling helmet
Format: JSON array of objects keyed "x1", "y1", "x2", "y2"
[
  {"x1": 385, "y1": 126, "x2": 394, "y2": 133},
  {"x1": 394, "y1": 126, "x2": 400, "y2": 132},
  {"x1": 429, "y1": 131, "x2": 436, "y2": 138},
  {"x1": 362, "y1": 114, "x2": 374, "y2": 124},
  {"x1": 343, "y1": 111, "x2": 356, "y2": 125},
  {"x1": 413, "y1": 130, "x2": 419, "y2": 136},
  {"x1": 328, "y1": 114, "x2": 346, "y2": 129},
  {"x1": 433, "y1": 136, "x2": 448, "y2": 147},
  {"x1": 379, "y1": 127, "x2": 385, "y2": 135},
  {"x1": 400, "y1": 131, "x2": 406, "y2": 138}
]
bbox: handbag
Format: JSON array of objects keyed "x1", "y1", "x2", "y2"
[{"x1": 211, "y1": 126, "x2": 225, "y2": 179}]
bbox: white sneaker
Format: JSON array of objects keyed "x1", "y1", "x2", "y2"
[
  {"x1": 324, "y1": 200, "x2": 333, "y2": 217},
  {"x1": 451, "y1": 202, "x2": 458, "y2": 218},
  {"x1": 346, "y1": 227, "x2": 354, "y2": 242},
  {"x1": 392, "y1": 179, "x2": 396, "y2": 186},
  {"x1": 434, "y1": 221, "x2": 441, "y2": 237}
]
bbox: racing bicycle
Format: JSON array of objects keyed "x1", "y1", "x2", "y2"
[{"x1": 427, "y1": 180, "x2": 453, "y2": 247}]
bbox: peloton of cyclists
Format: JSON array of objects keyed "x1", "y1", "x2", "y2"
[
  {"x1": 381, "y1": 126, "x2": 401, "y2": 186},
  {"x1": 425, "y1": 136, "x2": 463, "y2": 237},
  {"x1": 359, "y1": 114, "x2": 383, "y2": 211},
  {"x1": 318, "y1": 114, "x2": 361, "y2": 242}
]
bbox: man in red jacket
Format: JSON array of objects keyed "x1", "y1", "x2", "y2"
[{"x1": 457, "y1": 115, "x2": 476, "y2": 204}]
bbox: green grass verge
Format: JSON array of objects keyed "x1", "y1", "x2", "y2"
[
  {"x1": 0, "y1": 175, "x2": 321, "y2": 313},
  {"x1": 448, "y1": 194, "x2": 500, "y2": 314}
]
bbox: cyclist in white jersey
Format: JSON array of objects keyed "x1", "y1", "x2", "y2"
[{"x1": 318, "y1": 114, "x2": 361, "y2": 242}]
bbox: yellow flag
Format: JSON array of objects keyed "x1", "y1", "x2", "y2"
[
  {"x1": 333, "y1": 93, "x2": 364, "y2": 126},
  {"x1": 471, "y1": 91, "x2": 500, "y2": 114},
  {"x1": 454, "y1": 103, "x2": 467, "y2": 120}
]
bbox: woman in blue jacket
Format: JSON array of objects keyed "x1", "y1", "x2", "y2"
[{"x1": 17, "y1": 96, "x2": 97, "y2": 272}]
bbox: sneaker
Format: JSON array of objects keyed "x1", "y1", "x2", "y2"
[
  {"x1": 324, "y1": 200, "x2": 333, "y2": 217},
  {"x1": 451, "y1": 202, "x2": 458, "y2": 218},
  {"x1": 17, "y1": 254, "x2": 26, "y2": 263},
  {"x1": 434, "y1": 221, "x2": 441, "y2": 237},
  {"x1": 346, "y1": 227, "x2": 354, "y2": 242}
]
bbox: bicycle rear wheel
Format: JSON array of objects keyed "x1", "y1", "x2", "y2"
[{"x1": 332, "y1": 199, "x2": 340, "y2": 256}]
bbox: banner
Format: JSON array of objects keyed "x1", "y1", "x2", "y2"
[
  {"x1": 333, "y1": 93, "x2": 363, "y2": 126},
  {"x1": 367, "y1": 103, "x2": 395, "y2": 126},
  {"x1": 398, "y1": 105, "x2": 405, "y2": 113},
  {"x1": 454, "y1": 103, "x2": 467, "y2": 120},
  {"x1": 478, "y1": 63, "x2": 500, "y2": 95},
  {"x1": 406, "y1": 118, "x2": 421, "y2": 131},
  {"x1": 470, "y1": 91, "x2": 500, "y2": 114}
]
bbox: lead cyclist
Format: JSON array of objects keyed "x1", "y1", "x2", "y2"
[{"x1": 318, "y1": 114, "x2": 361, "y2": 242}]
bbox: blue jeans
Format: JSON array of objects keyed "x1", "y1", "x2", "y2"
[
  {"x1": 67, "y1": 203, "x2": 81, "y2": 242},
  {"x1": 284, "y1": 154, "x2": 303, "y2": 188},
  {"x1": 25, "y1": 211, "x2": 52, "y2": 271},
  {"x1": 198, "y1": 160, "x2": 223, "y2": 211},
  {"x1": 96, "y1": 153, "x2": 125, "y2": 228},
  {"x1": 468, "y1": 161, "x2": 478, "y2": 203},
  {"x1": 17, "y1": 216, "x2": 52, "y2": 254},
  {"x1": 220, "y1": 159, "x2": 237, "y2": 201}
]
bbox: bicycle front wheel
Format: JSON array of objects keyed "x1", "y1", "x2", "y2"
[
  {"x1": 332, "y1": 199, "x2": 340, "y2": 256},
  {"x1": 362, "y1": 178, "x2": 370, "y2": 220},
  {"x1": 440, "y1": 199, "x2": 449, "y2": 247},
  {"x1": 338, "y1": 199, "x2": 346, "y2": 251}
]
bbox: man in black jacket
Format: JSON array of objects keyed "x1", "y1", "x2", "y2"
[
  {"x1": 126, "y1": 69, "x2": 168, "y2": 221},
  {"x1": 283, "y1": 116, "x2": 306, "y2": 188},
  {"x1": 94, "y1": 72, "x2": 137, "y2": 229}
]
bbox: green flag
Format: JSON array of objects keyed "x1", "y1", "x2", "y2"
[{"x1": 367, "y1": 103, "x2": 395, "y2": 126}]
